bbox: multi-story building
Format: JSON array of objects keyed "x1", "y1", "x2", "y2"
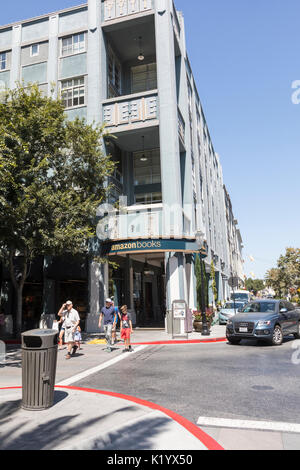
[
  {"x1": 224, "y1": 186, "x2": 245, "y2": 290},
  {"x1": 0, "y1": 0, "x2": 244, "y2": 333}
]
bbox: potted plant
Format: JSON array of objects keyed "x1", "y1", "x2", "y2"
[{"x1": 193, "y1": 309, "x2": 214, "y2": 332}]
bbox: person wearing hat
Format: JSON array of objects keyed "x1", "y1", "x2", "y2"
[
  {"x1": 58, "y1": 301, "x2": 80, "y2": 359},
  {"x1": 98, "y1": 298, "x2": 116, "y2": 353}
]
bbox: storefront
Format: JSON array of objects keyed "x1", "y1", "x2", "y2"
[{"x1": 101, "y1": 238, "x2": 198, "y2": 328}]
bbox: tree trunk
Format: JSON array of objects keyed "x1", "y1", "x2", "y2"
[
  {"x1": 9, "y1": 248, "x2": 28, "y2": 338},
  {"x1": 16, "y1": 286, "x2": 23, "y2": 338}
]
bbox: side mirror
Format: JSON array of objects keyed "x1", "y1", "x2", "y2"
[{"x1": 280, "y1": 308, "x2": 288, "y2": 314}]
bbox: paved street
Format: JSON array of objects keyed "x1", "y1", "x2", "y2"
[
  {"x1": 1, "y1": 327, "x2": 300, "y2": 450},
  {"x1": 73, "y1": 337, "x2": 300, "y2": 425}
]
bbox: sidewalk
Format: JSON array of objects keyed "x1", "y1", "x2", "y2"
[
  {"x1": 2, "y1": 326, "x2": 299, "y2": 450},
  {"x1": 0, "y1": 326, "x2": 225, "y2": 451},
  {"x1": 0, "y1": 387, "x2": 222, "y2": 450}
]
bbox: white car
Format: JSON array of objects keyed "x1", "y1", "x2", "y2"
[{"x1": 219, "y1": 302, "x2": 245, "y2": 325}]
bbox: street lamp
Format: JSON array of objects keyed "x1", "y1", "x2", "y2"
[{"x1": 195, "y1": 231, "x2": 210, "y2": 336}]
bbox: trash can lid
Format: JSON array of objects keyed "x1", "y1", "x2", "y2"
[{"x1": 22, "y1": 329, "x2": 58, "y2": 337}]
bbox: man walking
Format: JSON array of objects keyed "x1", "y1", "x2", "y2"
[
  {"x1": 58, "y1": 301, "x2": 80, "y2": 360},
  {"x1": 99, "y1": 298, "x2": 116, "y2": 353}
]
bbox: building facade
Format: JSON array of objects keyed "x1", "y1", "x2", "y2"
[
  {"x1": 224, "y1": 186, "x2": 245, "y2": 289},
  {"x1": 0, "y1": 0, "x2": 244, "y2": 333}
]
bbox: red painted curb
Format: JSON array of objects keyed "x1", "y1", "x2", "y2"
[
  {"x1": 131, "y1": 337, "x2": 227, "y2": 346},
  {"x1": 0, "y1": 385, "x2": 224, "y2": 451},
  {"x1": 3, "y1": 338, "x2": 227, "y2": 346}
]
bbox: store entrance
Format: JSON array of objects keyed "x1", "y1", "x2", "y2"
[{"x1": 132, "y1": 254, "x2": 166, "y2": 328}]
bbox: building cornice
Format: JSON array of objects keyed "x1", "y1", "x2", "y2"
[{"x1": 0, "y1": 3, "x2": 88, "y2": 32}]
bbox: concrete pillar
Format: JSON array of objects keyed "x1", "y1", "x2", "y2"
[
  {"x1": 155, "y1": 0, "x2": 183, "y2": 236},
  {"x1": 165, "y1": 252, "x2": 187, "y2": 334},
  {"x1": 87, "y1": 0, "x2": 101, "y2": 124},
  {"x1": 10, "y1": 25, "x2": 21, "y2": 88},
  {"x1": 48, "y1": 15, "x2": 59, "y2": 97},
  {"x1": 86, "y1": 259, "x2": 109, "y2": 333}
]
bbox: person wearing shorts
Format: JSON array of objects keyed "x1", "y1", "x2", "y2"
[
  {"x1": 120, "y1": 305, "x2": 133, "y2": 353},
  {"x1": 58, "y1": 301, "x2": 80, "y2": 359},
  {"x1": 99, "y1": 298, "x2": 116, "y2": 353}
]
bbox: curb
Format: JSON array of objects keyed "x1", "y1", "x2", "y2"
[
  {"x1": 131, "y1": 337, "x2": 227, "y2": 346},
  {"x1": 0, "y1": 385, "x2": 224, "y2": 451}
]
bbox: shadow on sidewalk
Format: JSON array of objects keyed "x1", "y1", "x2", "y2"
[{"x1": 0, "y1": 389, "x2": 161, "y2": 450}]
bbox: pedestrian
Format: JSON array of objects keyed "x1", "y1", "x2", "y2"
[
  {"x1": 120, "y1": 305, "x2": 133, "y2": 353},
  {"x1": 58, "y1": 314, "x2": 66, "y2": 349},
  {"x1": 58, "y1": 301, "x2": 80, "y2": 359},
  {"x1": 111, "y1": 301, "x2": 121, "y2": 345},
  {"x1": 74, "y1": 325, "x2": 82, "y2": 350},
  {"x1": 99, "y1": 298, "x2": 116, "y2": 353}
]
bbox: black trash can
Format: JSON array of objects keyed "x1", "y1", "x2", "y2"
[{"x1": 21, "y1": 329, "x2": 58, "y2": 411}]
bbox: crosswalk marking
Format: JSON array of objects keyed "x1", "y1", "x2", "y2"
[{"x1": 197, "y1": 416, "x2": 300, "y2": 434}]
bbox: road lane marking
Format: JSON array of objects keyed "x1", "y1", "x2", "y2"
[
  {"x1": 197, "y1": 416, "x2": 300, "y2": 434},
  {"x1": 57, "y1": 345, "x2": 149, "y2": 386}
]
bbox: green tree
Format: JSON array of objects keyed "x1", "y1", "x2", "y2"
[
  {"x1": 210, "y1": 260, "x2": 218, "y2": 304},
  {"x1": 265, "y1": 248, "x2": 300, "y2": 298},
  {"x1": 0, "y1": 84, "x2": 114, "y2": 336},
  {"x1": 195, "y1": 254, "x2": 209, "y2": 311},
  {"x1": 245, "y1": 278, "x2": 265, "y2": 294}
]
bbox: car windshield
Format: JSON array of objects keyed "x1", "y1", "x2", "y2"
[
  {"x1": 224, "y1": 302, "x2": 244, "y2": 309},
  {"x1": 232, "y1": 294, "x2": 249, "y2": 301},
  {"x1": 242, "y1": 302, "x2": 276, "y2": 313}
]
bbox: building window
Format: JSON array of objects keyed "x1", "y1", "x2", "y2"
[
  {"x1": 30, "y1": 44, "x2": 39, "y2": 57},
  {"x1": 131, "y1": 63, "x2": 157, "y2": 94},
  {"x1": 133, "y1": 148, "x2": 161, "y2": 205},
  {"x1": 108, "y1": 47, "x2": 122, "y2": 98},
  {"x1": 0, "y1": 52, "x2": 7, "y2": 70},
  {"x1": 133, "y1": 149, "x2": 161, "y2": 185},
  {"x1": 62, "y1": 33, "x2": 85, "y2": 56},
  {"x1": 135, "y1": 192, "x2": 162, "y2": 205},
  {"x1": 61, "y1": 77, "x2": 85, "y2": 109}
]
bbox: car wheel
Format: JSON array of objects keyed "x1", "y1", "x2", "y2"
[
  {"x1": 294, "y1": 322, "x2": 300, "y2": 339},
  {"x1": 227, "y1": 337, "x2": 241, "y2": 345},
  {"x1": 271, "y1": 325, "x2": 283, "y2": 346}
]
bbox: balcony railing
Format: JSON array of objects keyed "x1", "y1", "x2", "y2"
[
  {"x1": 103, "y1": 0, "x2": 153, "y2": 22},
  {"x1": 97, "y1": 204, "x2": 194, "y2": 242},
  {"x1": 99, "y1": 204, "x2": 163, "y2": 241},
  {"x1": 103, "y1": 90, "x2": 159, "y2": 131}
]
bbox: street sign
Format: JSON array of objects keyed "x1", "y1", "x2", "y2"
[
  {"x1": 171, "y1": 300, "x2": 188, "y2": 340},
  {"x1": 228, "y1": 276, "x2": 239, "y2": 288},
  {"x1": 173, "y1": 301, "x2": 187, "y2": 319}
]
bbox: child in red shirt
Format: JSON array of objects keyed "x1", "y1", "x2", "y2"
[{"x1": 120, "y1": 305, "x2": 133, "y2": 353}]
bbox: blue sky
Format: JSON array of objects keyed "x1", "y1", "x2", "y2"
[
  {"x1": 174, "y1": 0, "x2": 300, "y2": 279},
  {"x1": 2, "y1": 1, "x2": 299, "y2": 279}
]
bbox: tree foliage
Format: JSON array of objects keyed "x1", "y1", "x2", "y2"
[
  {"x1": 0, "y1": 84, "x2": 115, "y2": 335},
  {"x1": 244, "y1": 277, "x2": 265, "y2": 294},
  {"x1": 265, "y1": 248, "x2": 300, "y2": 299}
]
